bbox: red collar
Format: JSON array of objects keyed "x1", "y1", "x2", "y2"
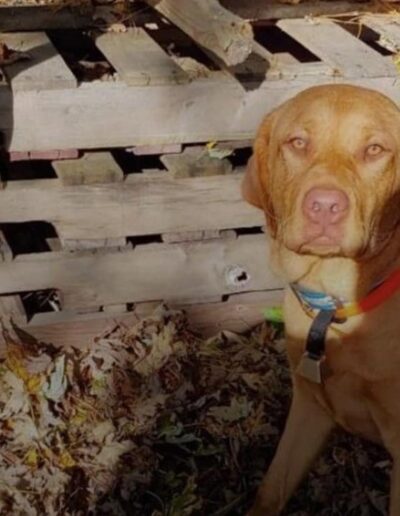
[{"x1": 293, "y1": 268, "x2": 400, "y2": 320}]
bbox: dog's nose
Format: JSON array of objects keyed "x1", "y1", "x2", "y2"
[{"x1": 302, "y1": 188, "x2": 349, "y2": 225}]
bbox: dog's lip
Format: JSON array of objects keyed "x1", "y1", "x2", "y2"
[
  {"x1": 283, "y1": 236, "x2": 342, "y2": 256},
  {"x1": 304, "y1": 234, "x2": 339, "y2": 246},
  {"x1": 299, "y1": 228, "x2": 342, "y2": 247},
  {"x1": 299, "y1": 241, "x2": 342, "y2": 256},
  {"x1": 290, "y1": 233, "x2": 343, "y2": 255}
]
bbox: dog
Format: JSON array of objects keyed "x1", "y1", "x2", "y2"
[{"x1": 242, "y1": 84, "x2": 400, "y2": 515}]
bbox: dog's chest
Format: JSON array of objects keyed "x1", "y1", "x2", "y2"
[
  {"x1": 284, "y1": 290, "x2": 400, "y2": 445},
  {"x1": 318, "y1": 373, "x2": 382, "y2": 443}
]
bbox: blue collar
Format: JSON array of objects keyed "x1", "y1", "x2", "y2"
[{"x1": 290, "y1": 283, "x2": 345, "y2": 313}]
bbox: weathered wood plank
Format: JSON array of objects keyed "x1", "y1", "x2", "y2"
[
  {"x1": 131, "y1": 143, "x2": 182, "y2": 156},
  {"x1": 0, "y1": 32, "x2": 77, "y2": 91},
  {"x1": 0, "y1": 231, "x2": 12, "y2": 261},
  {"x1": 96, "y1": 28, "x2": 189, "y2": 86},
  {"x1": 145, "y1": 0, "x2": 254, "y2": 66},
  {"x1": 161, "y1": 229, "x2": 235, "y2": 243},
  {"x1": 0, "y1": 3, "x2": 374, "y2": 32},
  {"x1": 53, "y1": 152, "x2": 124, "y2": 186},
  {"x1": 61, "y1": 238, "x2": 128, "y2": 251},
  {"x1": 0, "y1": 295, "x2": 27, "y2": 324},
  {"x1": 161, "y1": 146, "x2": 233, "y2": 177},
  {"x1": 201, "y1": 39, "x2": 272, "y2": 85},
  {"x1": 0, "y1": 6, "x2": 93, "y2": 32},
  {"x1": 186, "y1": 290, "x2": 283, "y2": 336},
  {"x1": 223, "y1": 0, "x2": 375, "y2": 21},
  {"x1": 0, "y1": 170, "x2": 263, "y2": 240},
  {"x1": 3, "y1": 74, "x2": 400, "y2": 153},
  {"x1": 23, "y1": 289, "x2": 283, "y2": 347},
  {"x1": 278, "y1": 18, "x2": 397, "y2": 78},
  {"x1": 0, "y1": 231, "x2": 27, "y2": 323},
  {"x1": 0, "y1": 235, "x2": 282, "y2": 309},
  {"x1": 268, "y1": 61, "x2": 334, "y2": 80},
  {"x1": 9, "y1": 149, "x2": 79, "y2": 162}
]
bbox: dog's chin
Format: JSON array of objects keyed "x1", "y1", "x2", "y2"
[{"x1": 283, "y1": 235, "x2": 359, "y2": 259}]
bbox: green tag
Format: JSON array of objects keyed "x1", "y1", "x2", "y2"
[{"x1": 263, "y1": 306, "x2": 284, "y2": 324}]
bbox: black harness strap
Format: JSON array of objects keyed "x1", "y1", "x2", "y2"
[
  {"x1": 296, "y1": 308, "x2": 337, "y2": 384},
  {"x1": 305, "y1": 309, "x2": 336, "y2": 358}
]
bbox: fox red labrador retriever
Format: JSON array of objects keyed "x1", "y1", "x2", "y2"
[{"x1": 242, "y1": 84, "x2": 400, "y2": 515}]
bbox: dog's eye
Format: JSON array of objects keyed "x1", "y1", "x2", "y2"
[
  {"x1": 365, "y1": 144, "x2": 384, "y2": 158},
  {"x1": 289, "y1": 137, "x2": 307, "y2": 151}
]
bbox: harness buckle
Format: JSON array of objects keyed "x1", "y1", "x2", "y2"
[
  {"x1": 296, "y1": 308, "x2": 335, "y2": 384},
  {"x1": 297, "y1": 352, "x2": 332, "y2": 384}
]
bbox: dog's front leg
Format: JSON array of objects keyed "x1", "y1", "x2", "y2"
[{"x1": 248, "y1": 381, "x2": 335, "y2": 516}]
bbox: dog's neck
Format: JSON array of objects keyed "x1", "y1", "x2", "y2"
[{"x1": 269, "y1": 235, "x2": 400, "y2": 303}]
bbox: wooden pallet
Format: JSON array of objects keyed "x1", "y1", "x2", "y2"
[
  {"x1": 0, "y1": 146, "x2": 281, "y2": 345},
  {"x1": 0, "y1": 14, "x2": 399, "y2": 154},
  {"x1": 1, "y1": 11, "x2": 400, "y2": 345}
]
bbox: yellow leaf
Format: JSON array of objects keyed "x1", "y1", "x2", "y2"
[
  {"x1": 6, "y1": 349, "x2": 29, "y2": 383},
  {"x1": 393, "y1": 53, "x2": 400, "y2": 73},
  {"x1": 70, "y1": 408, "x2": 88, "y2": 426},
  {"x1": 6, "y1": 349, "x2": 43, "y2": 394},
  {"x1": 59, "y1": 450, "x2": 76, "y2": 469},
  {"x1": 26, "y1": 374, "x2": 43, "y2": 394},
  {"x1": 24, "y1": 448, "x2": 38, "y2": 468}
]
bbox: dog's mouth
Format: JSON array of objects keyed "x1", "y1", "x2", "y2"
[
  {"x1": 299, "y1": 236, "x2": 342, "y2": 256},
  {"x1": 301, "y1": 223, "x2": 344, "y2": 247},
  {"x1": 290, "y1": 239, "x2": 343, "y2": 257},
  {"x1": 280, "y1": 217, "x2": 360, "y2": 258}
]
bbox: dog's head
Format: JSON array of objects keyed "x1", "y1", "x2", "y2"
[{"x1": 243, "y1": 84, "x2": 400, "y2": 259}]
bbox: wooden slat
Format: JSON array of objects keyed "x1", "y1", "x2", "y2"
[
  {"x1": 0, "y1": 5, "x2": 94, "y2": 32},
  {"x1": 161, "y1": 147, "x2": 233, "y2": 177},
  {"x1": 0, "y1": 231, "x2": 12, "y2": 261},
  {"x1": 22, "y1": 289, "x2": 283, "y2": 348},
  {"x1": 1, "y1": 32, "x2": 77, "y2": 91},
  {"x1": 61, "y1": 238, "x2": 127, "y2": 251},
  {"x1": 362, "y1": 15, "x2": 400, "y2": 52},
  {"x1": 0, "y1": 231, "x2": 26, "y2": 324},
  {"x1": 0, "y1": 235, "x2": 282, "y2": 309},
  {"x1": 132, "y1": 143, "x2": 182, "y2": 156},
  {"x1": 161, "y1": 229, "x2": 235, "y2": 244},
  {"x1": 222, "y1": 0, "x2": 376, "y2": 20},
  {"x1": 52, "y1": 151, "x2": 125, "y2": 252},
  {"x1": 0, "y1": 3, "x2": 376, "y2": 32},
  {"x1": 267, "y1": 51, "x2": 335, "y2": 79},
  {"x1": 268, "y1": 60, "x2": 334, "y2": 79},
  {"x1": 53, "y1": 152, "x2": 124, "y2": 186},
  {"x1": 0, "y1": 170, "x2": 263, "y2": 240},
  {"x1": 201, "y1": 39, "x2": 272, "y2": 85},
  {"x1": 277, "y1": 18, "x2": 396, "y2": 78},
  {"x1": 3, "y1": 73, "x2": 400, "y2": 153},
  {"x1": 145, "y1": 0, "x2": 254, "y2": 67},
  {"x1": 0, "y1": 296, "x2": 27, "y2": 325},
  {"x1": 274, "y1": 52, "x2": 300, "y2": 66},
  {"x1": 96, "y1": 28, "x2": 189, "y2": 86}
]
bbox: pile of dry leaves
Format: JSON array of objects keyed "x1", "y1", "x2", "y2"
[{"x1": 0, "y1": 305, "x2": 391, "y2": 515}]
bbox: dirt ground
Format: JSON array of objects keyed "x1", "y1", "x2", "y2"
[{"x1": 0, "y1": 305, "x2": 391, "y2": 515}]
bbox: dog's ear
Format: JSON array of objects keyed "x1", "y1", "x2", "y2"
[
  {"x1": 241, "y1": 153, "x2": 265, "y2": 209},
  {"x1": 242, "y1": 113, "x2": 277, "y2": 234}
]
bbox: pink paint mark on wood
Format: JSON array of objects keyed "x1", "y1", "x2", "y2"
[
  {"x1": 9, "y1": 151, "x2": 30, "y2": 161},
  {"x1": 9, "y1": 149, "x2": 79, "y2": 161}
]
